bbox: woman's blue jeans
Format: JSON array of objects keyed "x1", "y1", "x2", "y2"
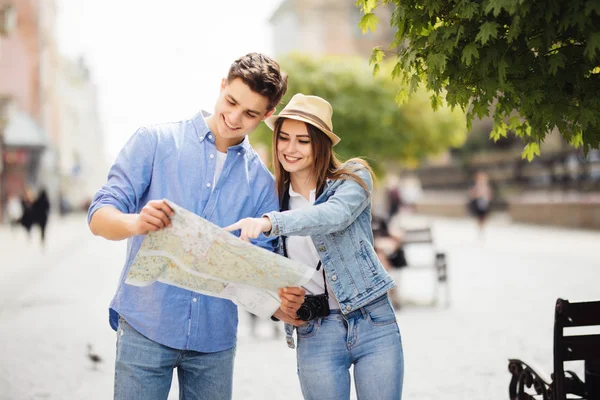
[
  {"x1": 296, "y1": 295, "x2": 404, "y2": 400},
  {"x1": 114, "y1": 317, "x2": 235, "y2": 400}
]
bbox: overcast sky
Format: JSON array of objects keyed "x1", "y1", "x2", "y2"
[{"x1": 56, "y1": 0, "x2": 282, "y2": 162}]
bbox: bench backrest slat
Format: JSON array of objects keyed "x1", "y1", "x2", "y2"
[
  {"x1": 561, "y1": 334, "x2": 600, "y2": 361},
  {"x1": 556, "y1": 300, "x2": 600, "y2": 327}
]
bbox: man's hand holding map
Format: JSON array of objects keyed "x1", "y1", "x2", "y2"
[{"x1": 125, "y1": 200, "x2": 314, "y2": 318}]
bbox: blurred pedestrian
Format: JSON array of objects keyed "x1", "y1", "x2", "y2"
[
  {"x1": 385, "y1": 176, "x2": 402, "y2": 222},
  {"x1": 87, "y1": 53, "x2": 304, "y2": 400},
  {"x1": 18, "y1": 188, "x2": 35, "y2": 239},
  {"x1": 372, "y1": 213, "x2": 405, "y2": 309},
  {"x1": 31, "y1": 188, "x2": 50, "y2": 247},
  {"x1": 468, "y1": 171, "x2": 493, "y2": 233},
  {"x1": 226, "y1": 94, "x2": 404, "y2": 400}
]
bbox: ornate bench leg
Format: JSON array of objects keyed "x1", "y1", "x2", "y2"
[{"x1": 508, "y1": 359, "x2": 551, "y2": 400}]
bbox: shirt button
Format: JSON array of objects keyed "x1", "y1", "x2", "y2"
[
  {"x1": 209, "y1": 154, "x2": 214, "y2": 159},
  {"x1": 193, "y1": 298, "x2": 197, "y2": 302},
  {"x1": 318, "y1": 246, "x2": 326, "y2": 252},
  {"x1": 331, "y1": 275, "x2": 337, "y2": 281},
  {"x1": 346, "y1": 305, "x2": 352, "y2": 311},
  {"x1": 206, "y1": 183, "x2": 211, "y2": 188},
  {"x1": 208, "y1": 134, "x2": 212, "y2": 139},
  {"x1": 237, "y1": 152, "x2": 241, "y2": 156}
]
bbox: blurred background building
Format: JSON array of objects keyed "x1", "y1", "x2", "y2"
[
  {"x1": 0, "y1": 0, "x2": 105, "y2": 222},
  {"x1": 270, "y1": 0, "x2": 394, "y2": 58},
  {"x1": 57, "y1": 56, "x2": 106, "y2": 213}
]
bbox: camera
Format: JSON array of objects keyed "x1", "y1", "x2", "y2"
[{"x1": 296, "y1": 294, "x2": 331, "y2": 321}]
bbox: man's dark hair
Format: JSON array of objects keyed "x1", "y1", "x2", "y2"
[{"x1": 227, "y1": 53, "x2": 288, "y2": 111}]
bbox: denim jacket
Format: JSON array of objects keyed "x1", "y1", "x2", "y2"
[{"x1": 263, "y1": 166, "x2": 396, "y2": 348}]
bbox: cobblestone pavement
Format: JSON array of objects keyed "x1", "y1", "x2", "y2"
[{"x1": 0, "y1": 212, "x2": 598, "y2": 399}]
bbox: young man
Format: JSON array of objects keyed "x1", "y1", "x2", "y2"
[{"x1": 88, "y1": 53, "x2": 305, "y2": 400}]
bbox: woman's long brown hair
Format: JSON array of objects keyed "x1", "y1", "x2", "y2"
[{"x1": 272, "y1": 118, "x2": 374, "y2": 204}]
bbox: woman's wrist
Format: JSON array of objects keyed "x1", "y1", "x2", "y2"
[{"x1": 261, "y1": 216, "x2": 273, "y2": 234}]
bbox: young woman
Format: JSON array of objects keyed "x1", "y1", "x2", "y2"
[
  {"x1": 226, "y1": 94, "x2": 404, "y2": 399},
  {"x1": 468, "y1": 171, "x2": 493, "y2": 233}
]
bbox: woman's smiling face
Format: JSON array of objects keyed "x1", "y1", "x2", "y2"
[{"x1": 276, "y1": 119, "x2": 314, "y2": 178}]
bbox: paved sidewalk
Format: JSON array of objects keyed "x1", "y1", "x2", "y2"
[
  {"x1": 0, "y1": 212, "x2": 598, "y2": 399},
  {"x1": 0, "y1": 213, "x2": 91, "y2": 312}
]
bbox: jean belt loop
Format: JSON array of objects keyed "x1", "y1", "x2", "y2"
[{"x1": 359, "y1": 304, "x2": 368, "y2": 320}]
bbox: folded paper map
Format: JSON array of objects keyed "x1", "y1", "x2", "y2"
[{"x1": 125, "y1": 200, "x2": 315, "y2": 318}]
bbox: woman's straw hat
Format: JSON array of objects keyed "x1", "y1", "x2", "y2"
[{"x1": 264, "y1": 93, "x2": 341, "y2": 146}]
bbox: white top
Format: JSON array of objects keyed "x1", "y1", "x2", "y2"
[
  {"x1": 286, "y1": 184, "x2": 340, "y2": 310},
  {"x1": 212, "y1": 151, "x2": 227, "y2": 189}
]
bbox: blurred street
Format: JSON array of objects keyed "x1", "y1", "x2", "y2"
[{"x1": 0, "y1": 212, "x2": 598, "y2": 400}]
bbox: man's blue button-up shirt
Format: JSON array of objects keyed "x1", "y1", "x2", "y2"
[{"x1": 88, "y1": 111, "x2": 279, "y2": 352}]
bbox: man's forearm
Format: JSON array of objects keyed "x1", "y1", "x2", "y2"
[{"x1": 89, "y1": 206, "x2": 138, "y2": 241}]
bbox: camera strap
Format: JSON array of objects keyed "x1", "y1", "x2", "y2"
[{"x1": 280, "y1": 182, "x2": 329, "y2": 300}]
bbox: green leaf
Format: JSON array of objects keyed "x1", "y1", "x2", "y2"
[
  {"x1": 472, "y1": 101, "x2": 488, "y2": 119},
  {"x1": 409, "y1": 74, "x2": 421, "y2": 92},
  {"x1": 579, "y1": 108, "x2": 596, "y2": 129},
  {"x1": 547, "y1": 52, "x2": 567, "y2": 75},
  {"x1": 391, "y1": 62, "x2": 403, "y2": 80},
  {"x1": 369, "y1": 47, "x2": 384, "y2": 65},
  {"x1": 584, "y1": 32, "x2": 600, "y2": 60},
  {"x1": 498, "y1": 59, "x2": 508, "y2": 83},
  {"x1": 484, "y1": 1, "x2": 505, "y2": 17},
  {"x1": 373, "y1": 63, "x2": 381, "y2": 76},
  {"x1": 570, "y1": 131, "x2": 584, "y2": 147},
  {"x1": 454, "y1": 25, "x2": 465, "y2": 46},
  {"x1": 426, "y1": 53, "x2": 447, "y2": 73},
  {"x1": 476, "y1": 22, "x2": 500, "y2": 45},
  {"x1": 461, "y1": 43, "x2": 480, "y2": 66},
  {"x1": 522, "y1": 142, "x2": 541, "y2": 161},
  {"x1": 395, "y1": 89, "x2": 409, "y2": 106},
  {"x1": 356, "y1": 0, "x2": 378, "y2": 14},
  {"x1": 519, "y1": 124, "x2": 533, "y2": 138},
  {"x1": 530, "y1": 90, "x2": 544, "y2": 104},
  {"x1": 430, "y1": 93, "x2": 441, "y2": 110},
  {"x1": 508, "y1": 116, "x2": 523, "y2": 130},
  {"x1": 358, "y1": 13, "x2": 379, "y2": 34},
  {"x1": 490, "y1": 120, "x2": 508, "y2": 141},
  {"x1": 461, "y1": 2, "x2": 480, "y2": 19},
  {"x1": 507, "y1": 16, "x2": 522, "y2": 43}
]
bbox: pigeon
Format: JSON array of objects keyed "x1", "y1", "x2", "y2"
[{"x1": 87, "y1": 344, "x2": 103, "y2": 370}]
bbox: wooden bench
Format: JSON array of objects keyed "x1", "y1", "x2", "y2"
[{"x1": 508, "y1": 298, "x2": 600, "y2": 399}]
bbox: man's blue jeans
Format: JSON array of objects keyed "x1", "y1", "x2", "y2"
[
  {"x1": 114, "y1": 317, "x2": 235, "y2": 400},
  {"x1": 296, "y1": 295, "x2": 404, "y2": 400}
]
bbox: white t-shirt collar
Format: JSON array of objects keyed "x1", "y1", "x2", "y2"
[{"x1": 288, "y1": 184, "x2": 316, "y2": 203}]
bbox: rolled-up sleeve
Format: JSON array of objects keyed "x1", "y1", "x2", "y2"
[{"x1": 87, "y1": 127, "x2": 157, "y2": 224}]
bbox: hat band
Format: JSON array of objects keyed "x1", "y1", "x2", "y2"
[{"x1": 280, "y1": 109, "x2": 332, "y2": 133}]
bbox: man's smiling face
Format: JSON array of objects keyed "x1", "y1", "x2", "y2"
[{"x1": 212, "y1": 77, "x2": 272, "y2": 146}]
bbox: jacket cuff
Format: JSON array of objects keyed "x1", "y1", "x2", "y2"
[{"x1": 262, "y1": 212, "x2": 284, "y2": 237}]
